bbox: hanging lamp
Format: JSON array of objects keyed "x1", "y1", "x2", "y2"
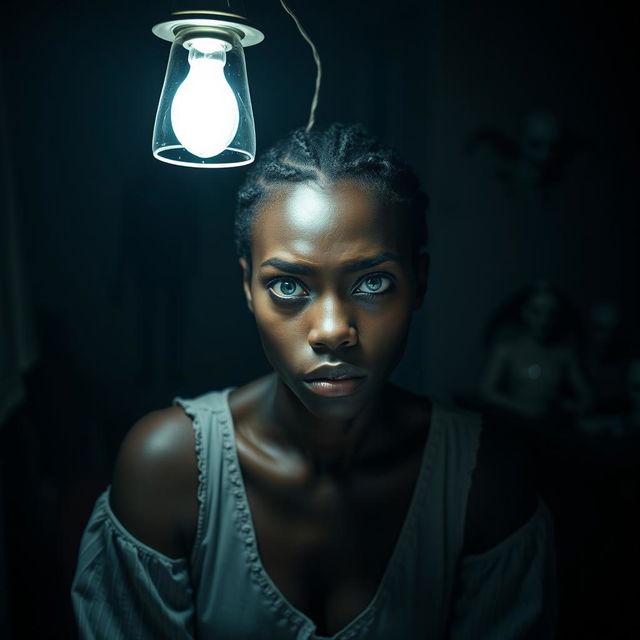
[
  {"x1": 152, "y1": 8, "x2": 264, "y2": 168},
  {"x1": 151, "y1": 2, "x2": 321, "y2": 169}
]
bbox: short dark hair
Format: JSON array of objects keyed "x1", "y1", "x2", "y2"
[{"x1": 234, "y1": 123, "x2": 428, "y2": 265}]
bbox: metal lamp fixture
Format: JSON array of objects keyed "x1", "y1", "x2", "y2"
[{"x1": 152, "y1": 2, "x2": 321, "y2": 169}]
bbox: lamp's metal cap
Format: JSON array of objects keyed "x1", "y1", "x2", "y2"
[{"x1": 152, "y1": 10, "x2": 264, "y2": 47}]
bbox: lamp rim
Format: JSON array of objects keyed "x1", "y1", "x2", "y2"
[
  {"x1": 153, "y1": 145, "x2": 255, "y2": 168},
  {"x1": 173, "y1": 10, "x2": 247, "y2": 21},
  {"x1": 152, "y1": 14, "x2": 264, "y2": 47}
]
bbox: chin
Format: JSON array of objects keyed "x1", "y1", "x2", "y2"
[{"x1": 304, "y1": 396, "x2": 368, "y2": 421}]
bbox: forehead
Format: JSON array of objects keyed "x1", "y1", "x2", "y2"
[{"x1": 251, "y1": 179, "x2": 411, "y2": 265}]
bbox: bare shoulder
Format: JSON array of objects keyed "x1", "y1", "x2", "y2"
[
  {"x1": 463, "y1": 417, "x2": 538, "y2": 555},
  {"x1": 109, "y1": 405, "x2": 199, "y2": 559}
]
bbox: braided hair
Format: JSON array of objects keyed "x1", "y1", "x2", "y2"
[{"x1": 234, "y1": 123, "x2": 428, "y2": 267}]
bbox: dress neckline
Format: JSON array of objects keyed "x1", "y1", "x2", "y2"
[{"x1": 219, "y1": 387, "x2": 441, "y2": 640}]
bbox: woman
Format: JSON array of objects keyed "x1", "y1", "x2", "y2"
[{"x1": 72, "y1": 124, "x2": 556, "y2": 638}]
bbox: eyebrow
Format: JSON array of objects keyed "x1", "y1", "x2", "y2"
[{"x1": 259, "y1": 252, "x2": 400, "y2": 275}]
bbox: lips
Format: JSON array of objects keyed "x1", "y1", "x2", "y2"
[
  {"x1": 303, "y1": 363, "x2": 367, "y2": 397},
  {"x1": 303, "y1": 363, "x2": 367, "y2": 381}
]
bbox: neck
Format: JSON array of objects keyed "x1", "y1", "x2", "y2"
[{"x1": 265, "y1": 374, "x2": 385, "y2": 476}]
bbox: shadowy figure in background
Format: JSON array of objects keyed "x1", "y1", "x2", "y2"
[
  {"x1": 113, "y1": 161, "x2": 200, "y2": 386},
  {"x1": 575, "y1": 300, "x2": 633, "y2": 438},
  {"x1": 582, "y1": 300, "x2": 630, "y2": 413},
  {"x1": 480, "y1": 281, "x2": 591, "y2": 423},
  {"x1": 479, "y1": 285, "x2": 639, "y2": 638},
  {"x1": 465, "y1": 109, "x2": 583, "y2": 194}
]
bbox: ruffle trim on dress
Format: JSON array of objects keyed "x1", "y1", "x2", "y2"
[
  {"x1": 217, "y1": 409, "x2": 317, "y2": 636},
  {"x1": 174, "y1": 396, "x2": 209, "y2": 565}
]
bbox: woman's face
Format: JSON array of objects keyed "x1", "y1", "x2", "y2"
[{"x1": 242, "y1": 179, "x2": 426, "y2": 420}]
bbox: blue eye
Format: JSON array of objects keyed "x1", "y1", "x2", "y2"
[
  {"x1": 355, "y1": 274, "x2": 392, "y2": 296},
  {"x1": 269, "y1": 278, "x2": 307, "y2": 299}
]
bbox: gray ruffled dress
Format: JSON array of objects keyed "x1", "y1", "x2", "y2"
[{"x1": 71, "y1": 388, "x2": 556, "y2": 639}]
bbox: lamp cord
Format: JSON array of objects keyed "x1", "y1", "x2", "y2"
[{"x1": 279, "y1": 0, "x2": 322, "y2": 132}]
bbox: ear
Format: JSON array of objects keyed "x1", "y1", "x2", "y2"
[
  {"x1": 413, "y1": 251, "x2": 430, "y2": 310},
  {"x1": 239, "y1": 257, "x2": 254, "y2": 313}
]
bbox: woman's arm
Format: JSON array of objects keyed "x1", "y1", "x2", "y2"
[{"x1": 71, "y1": 408, "x2": 200, "y2": 639}]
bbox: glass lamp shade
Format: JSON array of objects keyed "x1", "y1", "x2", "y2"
[{"x1": 152, "y1": 28, "x2": 256, "y2": 168}]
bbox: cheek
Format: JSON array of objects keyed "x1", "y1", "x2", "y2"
[
  {"x1": 360, "y1": 305, "x2": 413, "y2": 365},
  {"x1": 251, "y1": 295, "x2": 304, "y2": 365}
]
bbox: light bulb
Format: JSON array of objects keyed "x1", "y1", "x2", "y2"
[{"x1": 170, "y1": 37, "x2": 240, "y2": 158}]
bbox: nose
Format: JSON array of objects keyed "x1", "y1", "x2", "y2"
[{"x1": 307, "y1": 295, "x2": 358, "y2": 351}]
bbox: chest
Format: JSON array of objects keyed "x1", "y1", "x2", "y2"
[{"x1": 240, "y1": 449, "x2": 423, "y2": 636}]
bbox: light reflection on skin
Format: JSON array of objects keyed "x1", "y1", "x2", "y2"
[
  {"x1": 255, "y1": 181, "x2": 410, "y2": 278},
  {"x1": 284, "y1": 180, "x2": 335, "y2": 233}
]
